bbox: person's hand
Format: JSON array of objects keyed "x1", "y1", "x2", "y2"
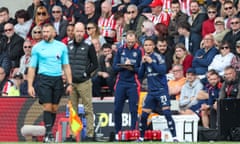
[
  {"x1": 125, "y1": 58, "x2": 131, "y2": 64},
  {"x1": 200, "y1": 103, "x2": 210, "y2": 111},
  {"x1": 66, "y1": 85, "x2": 73, "y2": 96},
  {"x1": 28, "y1": 86, "x2": 36, "y2": 98},
  {"x1": 143, "y1": 55, "x2": 152, "y2": 63},
  {"x1": 105, "y1": 53, "x2": 112, "y2": 61},
  {"x1": 102, "y1": 72, "x2": 109, "y2": 78}
]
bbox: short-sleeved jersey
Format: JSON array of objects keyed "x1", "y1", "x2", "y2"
[{"x1": 29, "y1": 40, "x2": 69, "y2": 76}]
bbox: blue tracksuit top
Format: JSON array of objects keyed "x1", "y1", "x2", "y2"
[
  {"x1": 113, "y1": 45, "x2": 142, "y2": 83},
  {"x1": 138, "y1": 52, "x2": 168, "y2": 92}
]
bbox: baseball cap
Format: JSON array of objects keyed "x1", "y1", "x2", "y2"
[
  {"x1": 186, "y1": 68, "x2": 196, "y2": 74},
  {"x1": 236, "y1": 40, "x2": 240, "y2": 46},
  {"x1": 13, "y1": 72, "x2": 23, "y2": 79},
  {"x1": 214, "y1": 17, "x2": 224, "y2": 25},
  {"x1": 149, "y1": 0, "x2": 163, "y2": 7}
]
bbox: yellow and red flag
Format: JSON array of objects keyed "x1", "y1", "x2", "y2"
[{"x1": 68, "y1": 101, "x2": 83, "y2": 136}]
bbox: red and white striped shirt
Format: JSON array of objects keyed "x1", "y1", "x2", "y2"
[
  {"x1": 162, "y1": 0, "x2": 172, "y2": 14},
  {"x1": 2, "y1": 80, "x2": 13, "y2": 95},
  {"x1": 179, "y1": 0, "x2": 191, "y2": 16},
  {"x1": 150, "y1": 12, "x2": 171, "y2": 26},
  {"x1": 98, "y1": 14, "x2": 117, "y2": 37}
]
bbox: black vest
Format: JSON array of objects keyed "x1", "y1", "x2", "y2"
[{"x1": 68, "y1": 40, "x2": 91, "y2": 83}]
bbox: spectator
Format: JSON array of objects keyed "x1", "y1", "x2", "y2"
[
  {"x1": 114, "y1": 0, "x2": 131, "y2": 13},
  {"x1": 0, "y1": 7, "x2": 16, "y2": 35},
  {"x1": 202, "y1": 5, "x2": 218, "y2": 38},
  {"x1": 19, "y1": 39, "x2": 32, "y2": 75},
  {"x1": 192, "y1": 34, "x2": 218, "y2": 76},
  {"x1": 223, "y1": 17, "x2": 240, "y2": 54},
  {"x1": 143, "y1": 0, "x2": 170, "y2": 26},
  {"x1": 0, "y1": 67, "x2": 10, "y2": 95},
  {"x1": 173, "y1": 43, "x2": 193, "y2": 75},
  {"x1": 27, "y1": 6, "x2": 50, "y2": 39},
  {"x1": 0, "y1": 49, "x2": 11, "y2": 77},
  {"x1": 30, "y1": 25, "x2": 42, "y2": 45},
  {"x1": 1, "y1": 23, "x2": 24, "y2": 69},
  {"x1": 199, "y1": 70, "x2": 221, "y2": 128},
  {"x1": 61, "y1": 23, "x2": 74, "y2": 45},
  {"x1": 14, "y1": 9, "x2": 32, "y2": 39},
  {"x1": 178, "y1": 22, "x2": 201, "y2": 56},
  {"x1": 50, "y1": 5, "x2": 68, "y2": 41},
  {"x1": 83, "y1": 0, "x2": 100, "y2": 25},
  {"x1": 2, "y1": 72, "x2": 23, "y2": 96},
  {"x1": 168, "y1": 0, "x2": 188, "y2": 44},
  {"x1": 131, "y1": 0, "x2": 152, "y2": 13},
  {"x1": 218, "y1": 66, "x2": 240, "y2": 99},
  {"x1": 231, "y1": 40, "x2": 240, "y2": 74},
  {"x1": 92, "y1": 43, "x2": 115, "y2": 98},
  {"x1": 212, "y1": 17, "x2": 229, "y2": 48},
  {"x1": 168, "y1": 64, "x2": 186, "y2": 100},
  {"x1": 223, "y1": 0, "x2": 236, "y2": 29},
  {"x1": 123, "y1": 4, "x2": 147, "y2": 39},
  {"x1": 188, "y1": 0, "x2": 207, "y2": 35},
  {"x1": 98, "y1": 1, "x2": 117, "y2": 38},
  {"x1": 138, "y1": 20, "x2": 157, "y2": 46},
  {"x1": 85, "y1": 22, "x2": 106, "y2": 46},
  {"x1": 113, "y1": 12, "x2": 125, "y2": 43},
  {"x1": 208, "y1": 41, "x2": 235, "y2": 76},
  {"x1": 27, "y1": 0, "x2": 46, "y2": 19},
  {"x1": 155, "y1": 23, "x2": 174, "y2": 49},
  {"x1": 179, "y1": 0, "x2": 191, "y2": 16},
  {"x1": 179, "y1": 68, "x2": 203, "y2": 114},
  {"x1": 68, "y1": 22, "x2": 98, "y2": 141},
  {"x1": 91, "y1": 38, "x2": 102, "y2": 59},
  {"x1": 113, "y1": 31, "x2": 142, "y2": 140},
  {"x1": 60, "y1": 0, "x2": 84, "y2": 24},
  {"x1": 156, "y1": 38, "x2": 174, "y2": 72}
]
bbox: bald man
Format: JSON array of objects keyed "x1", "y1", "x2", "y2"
[{"x1": 67, "y1": 22, "x2": 98, "y2": 141}]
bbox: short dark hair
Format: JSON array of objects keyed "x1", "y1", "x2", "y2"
[
  {"x1": 102, "y1": 43, "x2": 112, "y2": 50},
  {"x1": 15, "y1": 9, "x2": 30, "y2": 22},
  {"x1": 0, "y1": 7, "x2": 9, "y2": 14},
  {"x1": 178, "y1": 22, "x2": 191, "y2": 31}
]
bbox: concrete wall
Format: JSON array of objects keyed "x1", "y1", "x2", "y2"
[{"x1": 0, "y1": 0, "x2": 32, "y2": 17}]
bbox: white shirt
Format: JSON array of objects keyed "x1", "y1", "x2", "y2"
[{"x1": 208, "y1": 52, "x2": 235, "y2": 76}]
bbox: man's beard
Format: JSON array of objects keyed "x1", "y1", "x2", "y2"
[{"x1": 44, "y1": 36, "x2": 52, "y2": 42}]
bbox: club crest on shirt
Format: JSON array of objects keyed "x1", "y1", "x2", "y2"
[{"x1": 133, "y1": 52, "x2": 137, "y2": 57}]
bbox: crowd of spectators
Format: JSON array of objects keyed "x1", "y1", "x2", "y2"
[{"x1": 0, "y1": 0, "x2": 239, "y2": 131}]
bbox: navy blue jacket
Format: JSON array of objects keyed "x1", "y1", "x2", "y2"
[
  {"x1": 138, "y1": 52, "x2": 168, "y2": 92},
  {"x1": 192, "y1": 47, "x2": 218, "y2": 75},
  {"x1": 178, "y1": 32, "x2": 202, "y2": 56},
  {"x1": 113, "y1": 44, "x2": 142, "y2": 83}
]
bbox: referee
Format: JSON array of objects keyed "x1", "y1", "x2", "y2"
[{"x1": 28, "y1": 23, "x2": 72, "y2": 143}]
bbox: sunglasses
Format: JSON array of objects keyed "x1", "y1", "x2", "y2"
[
  {"x1": 52, "y1": 10, "x2": 61, "y2": 14},
  {"x1": 236, "y1": 46, "x2": 240, "y2": 48},
  {"x1": 220, "y1": 46, "x2": 229, "y2": 50},
  {"x1": 231, "y1": 22, "x2": 239, "y2": 25},
  {"x1": 4, "y1": 28, "x2": 13, "y2": 32},
  {"x1": 208, "y1": 11, "x2": 216, "y2": 14},
  {"x1": 34, "y1": 31, "x2": 41, "y2": 34},
  {"x1": 224, "y1": 7, "x2": 233, "y2": 10},
  {"x1": 86, "y1": 27, "x2": 95, "y2": 30},
  {"x1": 24, "y1": 46, "x2": 32, "y2": 49},
  {"x1": 127, "y1": 11, "x2": 135, "y2": 14},
  {"x1": 37, "y1": 12, "x2": 47, "y2": 16}
]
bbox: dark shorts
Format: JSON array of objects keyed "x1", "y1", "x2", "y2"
[
  {"x1": 37, "y1": 74, "x2": 64, "y2": 105},
  {"x1": 143, "y1": 89, "x2": 171, "y2": 110}
]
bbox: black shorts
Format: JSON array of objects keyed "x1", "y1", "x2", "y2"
[{"x1": 37, "y1": 74, "x2": 64, "y2": 105}]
